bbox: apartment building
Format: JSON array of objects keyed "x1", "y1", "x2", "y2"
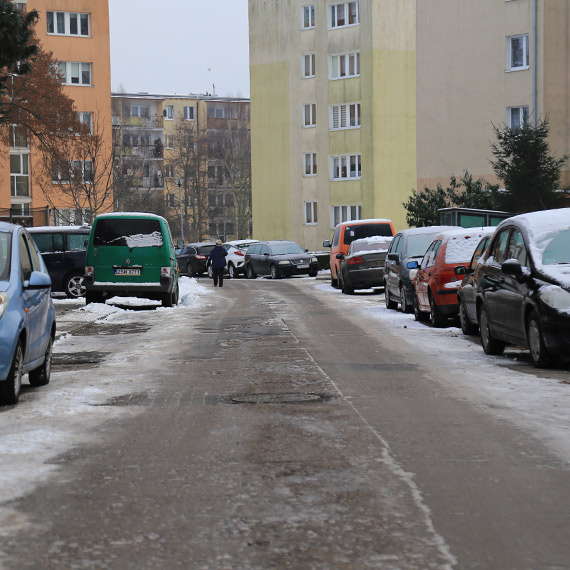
[
  {"x1": 416, "y1": 0, "x2": 570, "y2": 193},
  {"x1": 112, "y1": 93, "x2": 251, "y2": 242},
  {"x1": 249, "y1": 0, "x2": 417, "y2": 250},
  {"x1": 0, "y1": 0, "x2": 112, "y2": 226}
]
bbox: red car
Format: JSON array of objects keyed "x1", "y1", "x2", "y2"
[{"x1": 411, "y1": 227, "x2": 496, "y2": 326}]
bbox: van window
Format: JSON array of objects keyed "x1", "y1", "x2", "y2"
[
  {"x1": 93, "y1": 219, "x2": 163, "y2": 248},
  {"x1": 342, "y1": 223, "x2": 392, "y2": 245},
  {"x1": 332, "y1": 226, "x2": 341, "y2": 247},
  {"x1": 32, "y1": 233, "x2": 64, "y2": 253},
  {"x1": 67, "y1": 233, "x2": 89, "y2": 251}
]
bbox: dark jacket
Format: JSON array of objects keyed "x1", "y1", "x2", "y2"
[{"x1": 208, "y1": 245, "x2": 228, "y2": 269}]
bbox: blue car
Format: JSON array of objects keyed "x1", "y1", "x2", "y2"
[{"x1": 0, "y1": 223, "x2": 56, "y2": 405}]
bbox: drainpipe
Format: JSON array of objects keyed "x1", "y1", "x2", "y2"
[{"x1": 532, "y1": 0, "x2": 537, "y2": 126}]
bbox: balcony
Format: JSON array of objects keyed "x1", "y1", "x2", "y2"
[{"x1": 112, "y1": 116, "x2": 164, "y2": 129}]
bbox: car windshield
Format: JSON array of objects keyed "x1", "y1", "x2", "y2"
[
  {"x1": 93, "y1": 219, "x2": 163, "y2": 248},
  {"x1": 540, "y1": 228, "x2": 570, "y2": 265},
  {"x1": 407, "y1": 232, "x2": 443, "y2": 258},
  {"x1": 0, "y1": 232, "x2": 11, "y2": 281},
  {"x1": 270, "y1": 243, "x2": 304, "y2": 255}
]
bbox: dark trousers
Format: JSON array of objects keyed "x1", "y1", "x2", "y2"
[{"x1": 212, "y1": 266, "x2": 225, "y2": 287}]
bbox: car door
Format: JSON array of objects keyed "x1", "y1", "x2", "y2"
[
  {"x1": 416, "y1": 240, "x2": 440, "y2": 311},
  {"x1": 461, "y1": 236, "x2": 490, "y2": 323},
  {"x1": 256, "y1": 244, "x2": 271, "y2": 274},
  {"x1": 32, "y1": 232, "x2": 64, "y2": 288},
  {"x1": 384, "y1": 234, "x2": 402, "y2": 299}
]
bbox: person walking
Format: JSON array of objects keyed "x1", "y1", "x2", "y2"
[{"x1": 208, "y1": 240, "x2": 228, "y2": 287}]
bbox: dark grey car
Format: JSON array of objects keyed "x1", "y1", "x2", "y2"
[
  {"x1": 384, "y1": 226, "x2": 455, "y2": 312},
  {"x1": 244, "y1": 240, "x2": 319, "y2": 279}
]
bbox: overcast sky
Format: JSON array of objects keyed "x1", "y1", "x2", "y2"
[{"x1": 108, "y1": 0, "x2": 250, "y2": 98}]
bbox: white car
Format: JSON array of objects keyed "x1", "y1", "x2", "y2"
[{"x1": 207, "y1": 239, "x2": 260, "y2": 279}]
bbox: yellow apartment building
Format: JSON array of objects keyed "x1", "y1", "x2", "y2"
[
  {"x1": 249, "y1": 0, "x2": 417, "y2": 250},
  {"x1": 417, "y1": 0, "x2": 570, "y2": 193},
  {"x1": 1, "y1": 0, "x2": 112, "y2": 226}
]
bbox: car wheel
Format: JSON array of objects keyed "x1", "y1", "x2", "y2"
[
  {"x1": 85, "y1": 292, "x2": 104, "y2": 305},
  {"x1": 64, "y1": 273, "x2": 86, "y2": 298},
  {"x1": 308, "y1": 268, "x2": 318, "y2": 278},
  {"x1": 459, "y1": 300, "x2": 478, "y2": 335},
  {"x1": 0, "y1": 340, "x2": 23, "y2": 405},
  {"x1": 246, "y1": 264, "x2": 256, "y2": 279},
  {"x1": 385, "y1": 287, "x2": 398, "y2": 310},
  {"x1": 527, "y1": 310, "x2": 555, "y2": 368},
  {"x1": 162, "y1": 283, "x2": 179, "y2": 308},
  {"x1": 270, "y1": 264, "x2": 281, "y2": 279},
  {"x1": 228, "y1": 263, "x2": 237, "y2": 279},
  {"x1": 341, "y1": 274, "x2": 353, "y2": 295},
  {"x1": 479, "y1": 304, "x2": 506, "y2": 355},
  {"x1": 400, "y1": 286, "x2": 412, "y2": 314},
  {"x1": 207, "y1": 265, "x2": 214, "y2": 279},
  {"x1": 429, "y1": 291, "x2": 446, "y2": 327},
  {"x1": 29, "y1": 335, "x2": 53, "y2": 387},
  {"x1": 413, "y1": 290, "x2": 429, "y2": 322},
  {"x1": 187, "y1": 263, "x2": 196, "y2": 277},
  {"x1": 331, "y1": 276, "x2": 339, "y2": 289}
]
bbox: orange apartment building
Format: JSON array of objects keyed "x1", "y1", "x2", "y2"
[{"x1": 0, "y1": 0, "x2": 112, "y2": 226}]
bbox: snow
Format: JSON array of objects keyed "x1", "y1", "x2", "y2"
[
  {"x1": 443, "y1": 227, "x2": 495, "y2": 264},
  {"x1": 124, "y1": 230, "x2": 163, "y2": 248}
]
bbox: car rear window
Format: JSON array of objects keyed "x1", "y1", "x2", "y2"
[
  {"x1": 198, "y1": 245, "x2": 215, "y2": 255},
  {"x1": 0, "y1": 232, "x2": 11, "y2": 281},
  {"x1": 93, "y1": 219, "x2": 163, "y2": 248},
  {"x1": 343, "y1": 223, "x2": 393, "y2": 245}
]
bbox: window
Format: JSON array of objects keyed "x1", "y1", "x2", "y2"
[
  {"x1": 330, "y1": 103, "x2": 361, "y2": 130},
  {"x1": 302, "y1": 5, "x2": 315, "y2": 29},
  {"x1": 10, "y1": 153, "x2": 29, "y2": 197},
  {"x1": 47, "y1": 11, "x2": 89, "y2": 36},
  {"x1": 57, "y1": 61, "x2": 92, "y2": 85},
  {"x1": 507, "y1": 106, "x2": 529, "y2": 128},
  {"x1": 131, "y1": 105, "x2": 150, "y2": 118},
  {"x1": 507, "y1": 34, "x2": 529, "y2": 70},
  {"x1": 507, "y1": 229, "x2": 528, "y2": 267},
  {"x1": 184, "y1": 106, "x2": 195, "y2": 120},
  {"x1": 9, "y1": 125, "x2": 28, "y2": 148},
  {"x1": 165, "y1": 135, "x2": 174, "y2": 149},
  {"x1": 331, "y1": 154, "x2": 361, "y2": 180},
  {"x1": 52, "y1": 160, "x2": 93, "y2": 184},
  {"x1": 330, "y1": 204, "x2": 362, "y2": 228},
  {"x1": 303, "y1": 152, "x2": 317, "y2": 176},
  {"x1": 165, "y1": 164, "x2": 175, "y2": 178},
  {"x1": 303, "y1": 54, "x2": 316, "y2": 78},
  {"x1": 304, "y1": 202, "x2": 318, "y2": 225},
  {"x1": 491, "y1": 229, "x2": 511, "y2": 264},
  {"x1": 303, "y1": 103, "x2": 317, "y2": 127},
  {"x1": 330, "y1": 2, "x2": 359, "y2": 29},
  {"x1": 329, "y1": 52, "x2": 360, "y2": 80},
  {"x1": 166, "y1": 194, "x2": 176, "y2": 208},
  {"x1": 165, "y1": 106, "x2": 174, "y2": 120},
  {"x1": 77, "y1": 111, "x2": 93, "y2": 133}
]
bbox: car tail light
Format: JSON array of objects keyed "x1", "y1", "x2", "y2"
[
  {"x1": 161, "y1": 267, "x2": 171, "y2": 277},
  {"x1": 195, "y1": 255, "x2": 207, "y2": 260},
  {"x1": 235, "y1": 251, "x2": 245, "y2": 256},
  {"x1": 348, "y1": 256, "x2": 364, "y2": 265},
  {"x1": 85, "y1": 266, "x2": 94, "y2": 277}
]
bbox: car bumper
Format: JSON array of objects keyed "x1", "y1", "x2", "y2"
[
  {"x1": 0, "y1": 315, "x2": 20, "y2": 381},
  {"x1": 279, "y1": 263, "x2": 319, "y2": 277},
  {"x1": 541, "y1": 316, "x2": 570, "y2": 355},
  {"x1": 345, "y1": 268, "x2": 385, "y2": 289},
  {"x1": 85, "y1": 276, "x2": 174, "y2": 295}
]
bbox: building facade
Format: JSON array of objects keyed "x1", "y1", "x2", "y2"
[
  {"x1": 249, "y1": 0, "x2": 417, "y2": 250},
  {"x1": 1, "y1": 0, "x2": 112, "y2": 226},
  {"x1": 416, "y1": 0, "x2": 570, "y2": 193}
]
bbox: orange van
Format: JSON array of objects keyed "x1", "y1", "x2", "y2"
[{"x1": 323, "y1": 219, "x2": 395, "y2": 288}]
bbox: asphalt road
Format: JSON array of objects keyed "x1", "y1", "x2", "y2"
[{"x1": 1, "y1": 278, "x2": 569, "y2": 569}]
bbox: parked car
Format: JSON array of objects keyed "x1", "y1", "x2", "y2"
[
  {"x1": 84, "y1": 213, "x2": 179, "y2": 307},
  {"x1": 456, "y1": 235, "x2": 493, "y2": 335},
  {"x1": 176, "y1": 242, "x2": 215, "y2": 276},
  {"x1": 472, "y1": 208, "x2": 570, "y2": 367},
  {"x1": 27, "y1": 225, "x2": 91, "y2": 299},
  {"x1": 0, "y1": 223, "x2": 56, "y2": 405},
  {"x1": 244, "y1": 240, "x2": 319, "y2": 279},
  {"x1": 206, "y1": 239, "x2": 260, "y2": 279},
  {"x1": 384, "y1": 226, "x2": 456, "y2": 313},
  {"x1": 323, "y1": 219, "x2": 395, "y2": 289},
  {"x1": 411, "y1": 226, "x2": 495, "y2": 327},
  {"x1": 337, "y1": 237, "x2": 392, "y2": 294}
]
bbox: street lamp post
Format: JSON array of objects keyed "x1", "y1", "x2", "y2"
[{"x1": 177, "y1": 178, "x2": 184, "y2": 242}]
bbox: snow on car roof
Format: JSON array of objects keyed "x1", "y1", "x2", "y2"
[
  {"x1": 441, "y1": 227, "x2": 496, "y2": 264},
  {"x1": 95, "y1": 212, "x2": 167, "y2": 221}
]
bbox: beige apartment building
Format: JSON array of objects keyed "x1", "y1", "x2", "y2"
[
  {"x1": 417, "y1": 0, "x2": 569, "y2": 192},
  {"x1": 249, "y1": 0, "x2": 417, "y2": 250}
]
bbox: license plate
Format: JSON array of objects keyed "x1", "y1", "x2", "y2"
[
  {"x1": 368, "y1": 261, "x2": 382, "y2": 267},
  {"x1": 296, "y1": 264, "x2": 309, "y2": 269},
  {"x1": 114, "y1": 268, "x2": 141, "y2": 276}
]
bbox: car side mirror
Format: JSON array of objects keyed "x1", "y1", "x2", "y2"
[
  {"x1": 264, "y1": 252, "x2": 269, "y2": 256},
  {"x1": 406, "y1": 260, "x2": 419, "y2": 270},
  {"x1": 454, "y1": 265, "x2": 467, "y2": 276},
  {"x1": 387, "y1": 253, "x2": 399, "y2": 264},
  {"x1": 25, "y1": 270, "x2": 52, "y2": 290},
  {"x1": 336, "y1": 253, "x2": 344, "y2": 260},
  {"x1": 304, "y1": 249, "x2": 309, "y2": 253},
  {"x1": 323, "y1": 240, "x2": 331, "y2": 248},
  {"x1": 176, "y1": 238, "x2": 184, "y2": 248},
  {"x1": 502, "y1": 259, "x2": 530, "y2": 283}
]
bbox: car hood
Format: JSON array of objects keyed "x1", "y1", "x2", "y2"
[{"x1": 534, "y1": 264, "x2": 570, "y2": 292}]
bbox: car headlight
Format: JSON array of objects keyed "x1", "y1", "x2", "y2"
[
  {"x1": 279, "y1": 260, "x2": 292, "y2": 265},
  {"x1": 540, "y1": 286, "x2": 570, "y2": 310},
  {"x1": 0, "y1": 292, "x2": 8, "y2": 320},
  {"x1": 311, "y1": 257, "x2": 318, "y2": 263}
]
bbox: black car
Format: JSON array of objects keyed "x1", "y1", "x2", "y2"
[
  {"x1": 457, "y1": 235, "x2": 492, "y2": 335},
  {"x1": 175, "y1": 242, "x2": 215, "y2": 276},
  {"x1": 244, "y1": 240, "x2": 319, "y2": 279},
  {"x1": 472, "y1": 208, "x2": 570, "y2": 367},
  {"x1": 27, "y1": 225, "x2": 91, "y2": 298},
  {"x1": 337, "y1": 237, "x2": 392, "y2": 294}
]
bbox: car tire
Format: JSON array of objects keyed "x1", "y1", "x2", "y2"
[
  {"x1": 429, "y1": 291, "x2": 446, "y2": 327},
  {"x1": 527, "y1": 310, "x2": 555, "y2": 368},
  {"x1": 29, "y1": 335, "x2": 53, "y2": 387},
  {"x1": 270, "y1": 264, "x2": 281, "y2": 279},
  {"x1": 479, "y1": 304, "x2": 506, "y2": 356},
  {"x1": 0, "y1": 340, "x2": 23, "y2": 405},
  {"x1": 85, "y1": 291, "x2": 104, "y2": 305},
  {"x1": 385, "y1": 287, "x2": 398, "y2": 310},
  {"x1": 413, "y1": 290, "x2": 429, "y2": 322},
  {"x1": 340, "y1": 273, "x2": 353, "y2": 294},
  {"x1": 400, "y1": 286, "x2": 412, "y2": 314},
  {"x1": 459, "y1": 300, "x2": 478, "y2": 335},
  {"x1": 308, "y1": 268, "x2": 318, "y2": 278},
  {"x1": 228, "y1": 263, "x2": 237, "y2": 279},
  {"x1": 64, "y1": 273, "x2": 86, "y2": 298},
  {"x1": 162, "y1": 283, "x2": 179, "y2": 308},
  {"x1": 331, "y1": 276, "x2": 339, "y2": 289},
  {"x1": 246, "y1": 264, "x2": 256, "y2": 279},
  {"x1": 187, "y1": 263, "x2": 196, "y2": 277}
]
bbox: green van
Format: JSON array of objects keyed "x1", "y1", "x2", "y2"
[{"x1": 84, "y1": 213, "x2": 179, "y2": 307}]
